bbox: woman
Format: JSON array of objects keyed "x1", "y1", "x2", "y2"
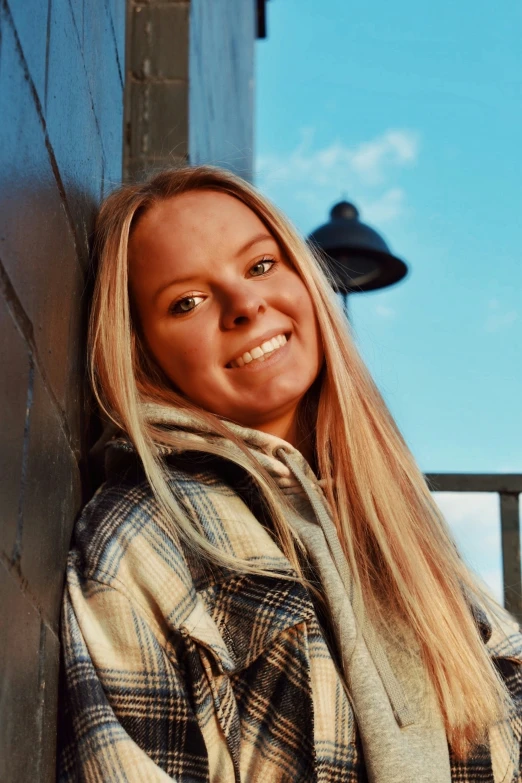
[{"x1": 59, "y1": 165, "x2": 522, "y2": 783}]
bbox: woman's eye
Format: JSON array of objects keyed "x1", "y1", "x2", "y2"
[
  {"x1": 169, "y1": 295, "x2": 204, "y2": 315},
  {"x1": 249, "y1": 258, "x2": 276, "y2": 277}
]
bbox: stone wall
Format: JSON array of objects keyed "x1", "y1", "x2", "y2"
[
  {"x1": 189, "y1": 0, "x2": 255, "y2": 180},
  {"x1": 125, "y1": 0, "x2": 256, "y2": 181},
  {"x1": 0, "y1": 0, "x2": 124, "y2": 779},
  {"x1": 0, "y1": 0, "x2": 261, "y2": 777}
]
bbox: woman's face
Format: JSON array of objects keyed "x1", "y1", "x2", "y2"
[{"x1": 128, "y1": 190, "x2": 323, "y2": 436}]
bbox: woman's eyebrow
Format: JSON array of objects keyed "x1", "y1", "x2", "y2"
[
  {"x1": 234, "y1": 232, "x2": 276, "y2": 257},
  {"x1": 153, "y1": 233, "x2": 277, "y2": 303},
  {"x1": 153, "y1": 274, "x2": 199, "y2": 303}
]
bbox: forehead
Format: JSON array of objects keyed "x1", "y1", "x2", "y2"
[{"x1": 129, "y1": 190, "x2": 270, "y2": 262}]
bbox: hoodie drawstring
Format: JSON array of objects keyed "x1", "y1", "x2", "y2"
[{"x1": 276, "y1": 447, "x2": 414, "y2": 729}]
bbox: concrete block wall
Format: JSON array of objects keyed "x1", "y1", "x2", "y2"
[
  {"x1": 125, "y1": 0, "x2": 255, "y2": 181},
  {"x1": 189, "y1": 0, "x2": 255, "y2": 181},
  {"x1": 0, "y1": 0, "x2": 124, "y2": 779}
]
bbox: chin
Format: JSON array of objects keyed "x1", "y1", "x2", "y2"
[{"x1": 229, "y1": 392, "x2": 307, "y2": 429}]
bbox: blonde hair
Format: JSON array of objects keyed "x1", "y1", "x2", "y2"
[{"x1": 91, "y1": 164, "x2": 509, "y2": 757}]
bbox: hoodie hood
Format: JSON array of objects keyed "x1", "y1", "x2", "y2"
[{"x1": 144, "y1": 402, "x2": 320, "y2": 491}]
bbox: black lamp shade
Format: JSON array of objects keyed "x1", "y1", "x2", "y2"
[{"x1": 307, "y1": 201, "x2": 408, "y2": 294}]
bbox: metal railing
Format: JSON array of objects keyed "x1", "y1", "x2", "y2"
[{"x1": 425, "y1": 474, "x2": 522, "y2": 624}]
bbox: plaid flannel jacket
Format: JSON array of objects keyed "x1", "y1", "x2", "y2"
[{"x1": 58, "y1": 449, "x2": 522, "y2": 782}]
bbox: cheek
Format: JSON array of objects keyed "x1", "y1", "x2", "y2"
[
  {"x1": 300, "y1": 301, "x2": 323, "y2": 373},
  {"x1": 286, "y1": 270, "x2": 314, "y2": 308},
  {"x1": 289, "y1": 282, "x2": 321, "y2": 343},
  {"x1": 146, "y1": 323, "x2": 212, "y2": 385}
]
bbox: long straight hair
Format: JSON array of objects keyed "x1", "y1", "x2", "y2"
[{"x1": 90, "y1": 164, "x2": 509, "y2": 757}]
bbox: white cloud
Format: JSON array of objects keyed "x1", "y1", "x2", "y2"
[
  {"x1": 432, "y1": 491, "x2": 503, "y2": 603},
  {"x1": 256, "y1": 127, "x2": 420, "y2": 190},
  {"x1": 484, "y1": 298, "x2": 518, "y2": 333},
  {"x1": 375, "y1": 304, "x2": 396, "y2": 319},
  {"x1": 350, "y1": 130, "x2": 419, "y2": 185},
  {"x1": 293, "y1": 187, "x2": 406, "y2": 226},
  {"x1": 359, "y1": 188, "x2": 406, "y2": 224},
  {"x1": 434, "y1": 491, "x2": 499, "y2": 535}
]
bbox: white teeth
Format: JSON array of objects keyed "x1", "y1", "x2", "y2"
[{"x1": 229, "y1": 333, "x2": 288, "y2": 368}]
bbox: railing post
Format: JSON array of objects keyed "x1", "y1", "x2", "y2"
[
  {"x1": 426, "y1": 474, "x2": 522, "y2": 622},
  {"x1": 500, "y1": 492, "x2": 522, "y2": 624}
]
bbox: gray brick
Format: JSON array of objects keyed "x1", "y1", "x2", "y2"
[
  {"x1": 8, "y1": 0, "x2": 51, "y2": 106},
  {"x1": 125, "y1": 153, "x2": 188, "y2": 183},
  {"x1": 131, "y1": 3, "x2": 189, "y2": 81},
  {"x1": 129, "y1": 80, "x2": 188, "y2": 160},
  {"x1": 0, "y1": 297, "x2": 30, "y2": 560},
  {"x1": 0, "y1": 563, "x2": 42, "y2": 782},
  {"x1": 19, "y1": 373, "x2": 81, "y2": 631},
  {"x1": 39, "y1": 623, "x2": 60, "y2": 781}
]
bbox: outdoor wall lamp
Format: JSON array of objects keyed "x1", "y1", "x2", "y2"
[{"x1": 307, "y1": 201, "x2": 409, "y2": 315}]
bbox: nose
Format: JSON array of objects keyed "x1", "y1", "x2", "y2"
[{"x1": 220, "y1": 282, "x2": 267, "y2": 330}]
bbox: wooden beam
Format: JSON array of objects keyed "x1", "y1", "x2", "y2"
[
  {"x1": 500, "y1": 492, "x2": 522, "y2": 622},
  {"x1": 425, "y1": 474, "x2": 522, "y2": 494}
]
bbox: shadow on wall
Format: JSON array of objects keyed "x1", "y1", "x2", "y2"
[
  {"x1": 0, "y1": 175, "x2": 101, "y2": 782},
  {"x1": 0, "y1": 0, "x2": 124, "y2": 778}
]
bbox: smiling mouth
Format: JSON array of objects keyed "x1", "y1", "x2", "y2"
[{"x1": 226, "y1": 333, "x2": 289, "y2": 369}]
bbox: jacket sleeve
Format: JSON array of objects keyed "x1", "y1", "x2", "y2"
[{"x1": 57, "y1": 570, "x2": 210, "y2": 783}]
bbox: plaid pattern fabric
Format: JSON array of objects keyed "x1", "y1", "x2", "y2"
[{"x1": 58, "y1": 453, "x2": 522, "y2": 782}]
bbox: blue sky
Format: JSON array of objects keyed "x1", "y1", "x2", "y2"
[{"x1": 254, "y1": 0, "x2": 521, "y2": 601}]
